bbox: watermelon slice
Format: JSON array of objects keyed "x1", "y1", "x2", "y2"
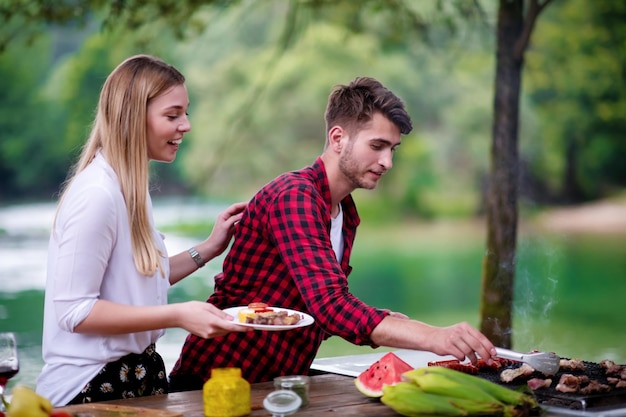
[{"x1": 354, "y1": 352, "x2": 414, "y2": 397}]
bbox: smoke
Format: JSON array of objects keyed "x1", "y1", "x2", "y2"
[{"x1": 512, "y1": 234, "x2": 563, "y2": 350}]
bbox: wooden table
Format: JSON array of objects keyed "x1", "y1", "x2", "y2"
[{"x1": 99, "y1": 373, "x2": 400, "y2": 416}]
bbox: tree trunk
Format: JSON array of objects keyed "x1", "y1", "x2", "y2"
[
  {"x1": 563, "y1": 130, "x2": 586, "y2": 203},
  {"x1": 480, "y1": 0, "x2": 525, "y2": 348}
]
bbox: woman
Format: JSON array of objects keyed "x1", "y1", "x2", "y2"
[{"x1": 36, "y1": 54, "x2": 250, "y2": 406}]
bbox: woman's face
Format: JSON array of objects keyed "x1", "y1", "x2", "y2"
[{"x1": 146, "y1": 84, "x2": 191, "y2": 162}]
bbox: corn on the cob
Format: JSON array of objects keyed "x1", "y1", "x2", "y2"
[
  {"x1": 403, "y1": 368, "x2": 499, "y2": 403},
  {"x1": 419, "y1": 366, "x2": 538, "y2": 407},
  {"x1": 381, "y1": 382, "x2": 468, "y2": 416},
  {"x1": 382, "y1": 381, "x2": 511, "y2": 416}
]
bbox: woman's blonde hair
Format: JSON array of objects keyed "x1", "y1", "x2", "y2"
[{"x1": 57, "y1": 54, "x2": 185, "y2": 277}]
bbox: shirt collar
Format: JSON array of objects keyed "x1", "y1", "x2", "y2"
[{"x1": 311, "y1": 157, "x2": 360, "y2": 229}]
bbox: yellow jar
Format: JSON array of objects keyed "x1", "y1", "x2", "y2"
[{"x1": 203, "y1": 368, "x2": 251, "y2": 417}]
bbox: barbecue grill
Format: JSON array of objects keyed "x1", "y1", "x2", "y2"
[
  {"x1": 311, "y1": 350, "x2": 626, "y2": 416},
  {"x1": 477, "y1": 359, "x2": 626, "y2": 416}
]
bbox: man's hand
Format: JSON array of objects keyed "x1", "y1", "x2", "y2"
[
  {"x1": 370, "y1": 316, "x2": 496, "y2": 365},
  {"x1": 425, "y1": 321, "x2": 496, "y2": 365}
]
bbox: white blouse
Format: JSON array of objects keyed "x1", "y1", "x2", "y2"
[{"x1": 36, "y1": 153, "x2": 170, "y2": 406}]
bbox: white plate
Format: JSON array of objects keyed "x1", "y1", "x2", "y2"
[{"x1": 223, "y1": 306, "x2": 315, "y2": 331}]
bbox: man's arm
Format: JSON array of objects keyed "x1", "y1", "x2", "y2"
[
  {"x1": 271, "y1": 184, "x2": 388, "y2": 345},
  {"x1": 370, "y1": 315, "x2": 496, "y2": 364}
]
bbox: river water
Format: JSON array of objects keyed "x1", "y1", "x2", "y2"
[
  {"x1": 2, "y1": 199, "x2": 625, "y2": 392},
  {"x1": 0, "y1": 198, "x2": 228, "y2": 389}
]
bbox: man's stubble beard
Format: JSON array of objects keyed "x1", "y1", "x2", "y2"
[{"x1": 338, "y1": 141, "x2": 376, "y2": 191}]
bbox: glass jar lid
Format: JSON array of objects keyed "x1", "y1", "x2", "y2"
[{"x1": 263, "y1": 389, "x2": 302, "y2": 416}]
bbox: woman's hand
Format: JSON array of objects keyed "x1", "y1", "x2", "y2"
[
  {"x1": 176, "y1": 301, "x2": 251, "y2": 339},
  {"x1": 201, "y1": 201, "x2": 246, "y2": 259},
  {"x1": 168, "y1": 202, "x2": 247, "y2": 285}
]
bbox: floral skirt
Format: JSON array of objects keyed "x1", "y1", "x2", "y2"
[{"x1": 67, "y1": 344, "x2": 168, "y2": 404}]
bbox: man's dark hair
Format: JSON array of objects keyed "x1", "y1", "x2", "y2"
[{"x1": 324, "y1": 77, "x2": 413, "y2": 136}]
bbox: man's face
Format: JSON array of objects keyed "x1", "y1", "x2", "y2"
[{"x1": 338, "y1": 112, "x2": 402, "y2": 190}]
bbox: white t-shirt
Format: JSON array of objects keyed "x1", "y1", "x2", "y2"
[
  {"x1": 36, "y1": 153, "x2": 170, "y2": 406},
  {"x1": 330, "y1": 204, "x2": 344, "y2": 262}
]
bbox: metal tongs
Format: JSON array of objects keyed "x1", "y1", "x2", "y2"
[{"x1": 495, "y1": 347, "x2": 561, "y2": 376}]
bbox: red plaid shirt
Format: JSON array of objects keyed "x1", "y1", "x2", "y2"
[{"x1": 169, "y1": 158, "x2": 388, "y2": 388}]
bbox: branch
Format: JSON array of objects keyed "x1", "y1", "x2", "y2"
[
  {"x1": 471, "y1": 0, "x2": 492, "y2": 28},
  {"x1": 514, "y1": 0, "x2": 554, "y2": 60},
  {"x1": 277, "y1": 0, "x2": 300, "y2": 52},
  {"x1": 394, "y1": 0, "x2": 429, "y2": 34}
]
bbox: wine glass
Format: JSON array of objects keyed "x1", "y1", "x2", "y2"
[{"x1": 0, "y1": 332, "x2": 19, "y2": 400}]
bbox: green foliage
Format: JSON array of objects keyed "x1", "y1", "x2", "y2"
[
  {"x1": 0, "y1": 33, "x2": 69, "y2": 200},
  {"x1": 0, "y1": 0, "x2": 503, "y2": 217},
  {"x1": 1, "y1": 0, "x2": 625, "y2": 214},
  {"x1": 2, "y1": 21, "x2": 191, "y2": 200},
  {"x1": 159, "y1": 220, "x2": 215, "y2": 238},
  {"x1": 525, "y1": 0, "x2": 626, "y2": 201},
  {"x1": 0, "y1": 0, "x2": 231, "y2": 52},
  {"x1": 171, "y1": 1, "x2": 497, "y2": 219}
]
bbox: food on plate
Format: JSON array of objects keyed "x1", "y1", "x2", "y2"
[
  {"x1": 237, "y1": 303, "x2": 302, "y2": 326},
  {"x1": 354, "y1": 352, "x2": 413, "y2": 398}
]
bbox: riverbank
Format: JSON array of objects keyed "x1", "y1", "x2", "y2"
[
  {"x1": 1, "y1": 195, "x2": 625, "y2": 392},
  {"x1": 532, "y1": 194, "x2": 626, "y2": 235}
]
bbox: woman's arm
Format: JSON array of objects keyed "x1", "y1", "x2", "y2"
[
  {"x1": 75, "y1": 299, "x2": 250, "y2": 339},
  {"x1": 168, "y1": 201, "x2": 246, "y2": 285}
]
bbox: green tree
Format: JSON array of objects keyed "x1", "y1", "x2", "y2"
[
  {"x1": 11, "y1": 0, "x2": 624, "y2": 346},
  {"x1": 0, "y1": 0, "x2": 536, "y2": 348},
  {"x1": 172, "y1": 2, "x2": 497, "y2": 219},
  {"x1": 480, "y1": 0, "x2": 553, "y2": 348},
  {"x1": 0, "y1": 33, "x2": 68, "y2": 201},
  {"x1": 525, "y1": 0, "x2": 626, "y2": 202}
]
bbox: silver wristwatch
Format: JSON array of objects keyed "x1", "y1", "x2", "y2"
[{"x1": 188, "y1": 247, "x2": 205, "y2": 268}]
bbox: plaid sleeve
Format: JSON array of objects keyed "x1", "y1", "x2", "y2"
[{"x1": 268, "y1": 183, "x2": 387, "y2": 345}]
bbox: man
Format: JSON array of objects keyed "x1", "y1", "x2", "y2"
[{"x1": 169, "y1": 77, "x2": 495, "y2": 390}]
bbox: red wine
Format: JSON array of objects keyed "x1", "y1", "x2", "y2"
[{"x1": 0, "y1": 364, "x2": 19, "y2": 386}]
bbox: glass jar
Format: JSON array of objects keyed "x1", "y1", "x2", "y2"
[
  {"x1": 273, "y1": 375, "x2": 310, "y2": 407},
  {"x1": 203, "y1": 368, "x2": 251, "y2": 417}
]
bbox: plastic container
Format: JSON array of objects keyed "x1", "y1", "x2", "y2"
[
  {"x1": 203, "y1": 367, "x2": 251, "y2": 417},
  {"x1": 273, "y1": 375, "x2": 310, "y2": 407}
]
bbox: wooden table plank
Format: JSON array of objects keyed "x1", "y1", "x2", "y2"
[{"x1": 90, "y1": 374, "x2": 401, "y2": 416}]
